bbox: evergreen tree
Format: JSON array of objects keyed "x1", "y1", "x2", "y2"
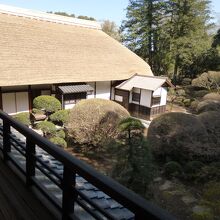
[
  {"x1": 112, "y1": 118, "x2": 154, "y2": 196},
  {"x1": 122, "y1": 0, "x2": 212, "y2": 80},
  {"x1": 168, "y1": 0, "x2": 212, "y2": 81},
  {"x1": 121, "y1": 0, "x2": 169, "y2": 74}
]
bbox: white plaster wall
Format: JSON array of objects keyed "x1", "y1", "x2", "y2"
[
  {"x1": 152, "y1": 87, "x2": 167, "y2": 106},
  {"x1": 140, "y1": 90, "x2": 152, "y2": 107},
  {"x1": 160, "y1": 87, "x2": 167, "y2": 106},
  {"x1": 16, "y1": 92, "x2": 29, "y2": 113},
  {"x1": 2, "y1": 93, "x2": 16, "y2": 114},
  {"x1": 115, "y1": 95, "x2": 123, "y2": 102},
  {"x1": 96, "y1": 81, "x2": 111, "y2": 100},
  {"x1": 64, "y1": 103, "x2": 75, "y2": 110},
  {"x1": 2, "y1": 92, "x2": 29, "y2": 114}
]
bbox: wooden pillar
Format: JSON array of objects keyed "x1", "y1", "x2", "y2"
[
  {"x1": 26, "y1": 138, "x2": 36, "y2": 186},
  {"x1": 94, "y1": 82, "x2": 96, "y2": 98},
  {"x1": 0, "y1": 87, "x2": 2, "y2": 110},
  {"x1": 62, "y1": 166, "x2": 77, "y2": 220},
  {"x1": 109, "y1": 82, "x2": 111, "y2": 100},
  {"x1": 28, "y1": 85, "x2": 32, "y2": 112},
  {"x1": 62, "y1": 94, "x2": 64, "y2": 109},
  {"x1": 139, "y1": 89, "x2": 142, "y2": 116}
]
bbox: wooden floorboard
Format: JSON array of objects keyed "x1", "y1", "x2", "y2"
[{"x1": 0, "y1": 159, "x2": 55, "y2": 220}]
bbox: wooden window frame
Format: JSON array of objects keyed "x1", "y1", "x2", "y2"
[
  {"x1": 132, "y1": 92, "x2": 140, "y2": 102},
  {"x1": 152, "y1": 96, "x2": 161, "y2": 106}
]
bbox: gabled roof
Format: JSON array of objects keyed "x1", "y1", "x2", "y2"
[
  {"x1": 0, "y1": 4, "x2": 153, "y2": 87},
  {"x1": 116, "y1": 74, "x2": 174, "y2": 91}
]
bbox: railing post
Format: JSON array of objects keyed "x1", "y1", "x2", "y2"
[
  {"x1": 62, "y1": 166, "x2": 77, "y2": 220},
  {"x1": 26, "y1": 138, "x2": 36, "y2": 186},
  {"x1": 3, "y1": 120, "x2": 11, "y2": 161}
]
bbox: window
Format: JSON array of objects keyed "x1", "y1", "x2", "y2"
[
  {"x1": 64, "y1": 92, "x2": 86, "y2": 104},
  {"x1": 132, "y1": 92, "x2": 140, "y2": 102},
  {"x1": 152, "y1": 96, "x2": 161, "y2": 106},
  {"x1": 115, "y1": 95, "x2": 123, "y2": 102}
]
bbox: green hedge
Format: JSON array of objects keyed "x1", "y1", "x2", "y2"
[
  {"x1": 33, "y1": 95, "x2": 61, "y2": 113},
  {"x1": 56, "y1": 130, "x2": 66, "y2": 139},
  {"x1": 36, "y1": 121, "x2": 56, "y2": 136},
  {"x1": 49, "y1": 110, "x2": 70, "y2": 126},
  {"x1": 164, "y1": 161, "x2": 183, "y2": 178},
  {"x1": 13, "y1": 112, "x2": 30, "y2": 126},
  {"x1": 49, "y1": 137, "x2": 67, "y2": 148}
]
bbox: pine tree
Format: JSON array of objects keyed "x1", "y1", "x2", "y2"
[
  {"x1": 121, "y1": 0, "x2": 169, "y2": 74},
  {"x1": 122, "y1": 0, "x2": 212, "y2": 79}
]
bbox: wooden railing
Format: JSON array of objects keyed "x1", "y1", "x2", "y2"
[{"x1": 0, "y1": 110, "x2": 175, "y2": 220}]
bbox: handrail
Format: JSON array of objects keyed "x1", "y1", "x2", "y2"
[{"x1": 0, "y1": 110, "x2": 175, "y2": 220}]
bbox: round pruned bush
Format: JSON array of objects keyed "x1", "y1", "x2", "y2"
[
  {"x1": 36, "y1": 121, "x2": 56, "y2": 137},
  {"x1": 184, "y1": 161, "x2": 204, "y2": 180},
  {"x1": 67, "y1": 99, "x2": 130, "y2": 149},
  {"x1": 195, "y1": 164, "x2": 220, "y2": 183},
  {"x1": 33, "y1": 95, "x2": 61, "y2": 113},
  {"x1": 147, "y1": 112, "x2": 210, "y2": 162},
  {"x1": 55, "y1": 130, "x2": 66, "y2": 139},
  {"x1": 49, "y1": 137, "x2": 67, "y2": 148},
  {"x1": 49, "y1": 110, "x2": 70, "y2": 126},
  {"x1": 164, "y1": 161, "x2": 183, "y2": 178},
  {"x1": 13, "y1": 112, "x2": 30, "y2": 126},
  {"x1": 203, "y1": 92, "x2": 220, "y2": 102}
]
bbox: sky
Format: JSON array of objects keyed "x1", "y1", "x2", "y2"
[{"x1": 0, "y1": 0, "x2": 219, "y2": 26}]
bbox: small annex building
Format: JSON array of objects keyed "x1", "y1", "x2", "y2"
[
  {"x1": 114, "y1": 75, "x2": 173, "y2": 120},
  {"x1": 0, "y1": 4, "x2": 172, "y2": 120}
]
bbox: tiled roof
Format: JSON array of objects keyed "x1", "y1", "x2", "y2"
[
  {"x1": 58, "y1": 85, "x2": 94, "y2": 94},
  {"x1": 0, "y1": 125, "x2": 134, "y2": 220}
]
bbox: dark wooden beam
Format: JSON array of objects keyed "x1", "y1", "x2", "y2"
[
  {"x1": 94, "y1": 82, "x2": 97, "y2": 98},
  {"x1": 0, "y1": 87, "x2": 2, "y2": 110},
  {"x1": 109, "y1": 81, "x2": 112, "y2": 100},
  {"x1": 28, "y1": 85, "x2": 32, "y2": 112}
]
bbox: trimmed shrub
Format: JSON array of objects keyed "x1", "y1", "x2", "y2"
[
  {"x1": 33, "y1": 95, "x2": 61, "y2": 113},
  {"x1": 147, "y1": 112, "x2": 211, "y2": 162},
  {"x1": 201, "y1": 182, "x2": 220, "y2": 217},
  {"x1": 196, "y1": 165, "x2": 220, "y2": 183},
  {"x1": 184, "y1": 161, "x2": 204, "y2": 180},
  {"x1": 50, "y1": 137, "x2": 67, "y2": 148},
  {"x1": 36, "y1": 121, "x2": 56, "y2": 137},
  {"x1": 56, "y1": 130, "x2": 66, "y2": 139},
  {"x1": 193, "y1": 90, "x2": 209, "y2": 98},
  {"x1": 112, "y1": 138, "x2": 154, "y2": 195},
  {"x1": 49, "y1": 110, "x2": 70, "y2": 126},
  {"x1": 192, "y1": 71, "x2": 220, "y2": 91},
  {"x1": 197, "y1": 100, "x2": 220, "y2": 114},
  {"x1": 190, "y1": 100, "x2": 200, "y2": 112},
  {"x1": 164, "y1": 161, "x2": 182, "y2": 178},
  {"x1": 13, "y1": 112, "x2": 30, "y2": 126},
  {"x1": 183, "y1": 99, "x2": 191, "y2": 107},
  {"x1": 67, "y1": 99, "x2": 130, "y2": 148},
  {"x1": 203, "y1": 92, "x2": 220, "y2": 102},
  {"x1": 197, "y1": 111, "x2": 220, "y2": 150}
]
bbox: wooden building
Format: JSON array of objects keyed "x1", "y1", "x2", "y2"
[
  {"x1": 0, "y1": 4, "x2": 173, "y2": 119},
  {"x1": 114, "y1": 75, "x2": 174, "y2": 120}
]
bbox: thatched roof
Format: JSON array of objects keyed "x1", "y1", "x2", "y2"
[{"x1": 0, "y1": 5, "x2": 153, "y2": 87}]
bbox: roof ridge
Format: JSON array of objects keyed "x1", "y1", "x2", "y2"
[
  {"x1": 0, "y1": 4, "x2": 101, "y2": 30},
  {"x1": 136, "y1": 74, "x2": 168, "y2": 80}
]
